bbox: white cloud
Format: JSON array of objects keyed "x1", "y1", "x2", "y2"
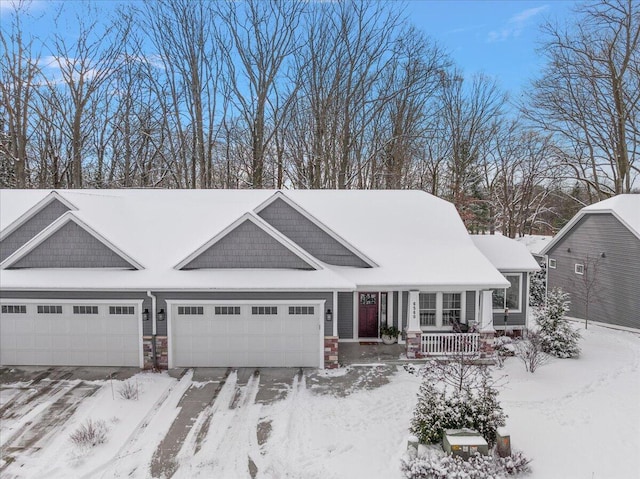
[{"x1": 487, "y1": 5, "x2": 548, "y2": 43}]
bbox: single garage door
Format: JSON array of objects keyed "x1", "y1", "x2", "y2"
[
  {"x1": 170, "y1": 302, "x2": 322, "y2": 368},
  {"x1": 0, "y1": 302, "x2": 141, "y2": 367}
]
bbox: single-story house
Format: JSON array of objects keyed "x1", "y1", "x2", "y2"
[
  {"x1": 471, "y1": 235, "x2": 541, "y2": 334},
  {"x1": 0, "y1": 189, "x2": 510, "y2": 369},
  {"x1": 539, "y1": 194, "x2": 640, "y2": 330}
]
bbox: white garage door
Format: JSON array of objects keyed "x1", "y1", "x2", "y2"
[
  {"x1": 170, "y1": 302, "x2": 322, "y2": 368},
  {"x1": 0, "y1": 302, "x2": 141, "y2": 367}
]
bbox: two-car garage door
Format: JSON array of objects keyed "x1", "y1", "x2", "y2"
[
  {"x1": 0, "y1": 301, "x2": 141, "y2": 367},
  {"x1": 170, "y1": 302, "x2": 322, "y2": 368}
]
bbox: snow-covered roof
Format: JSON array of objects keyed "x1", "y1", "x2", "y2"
[
  {"x1": 471, "y1": 234, "x2": 541, "y2": 272},
  {"x1": 0, "y1": 189, "x2": 509, "y2": 291},
  {"x1": 514, "y1": 235, "x2": 553, "y2": 256},
  {"x1": 540, "y1": 194, "x2": 640, "y2": 255}
]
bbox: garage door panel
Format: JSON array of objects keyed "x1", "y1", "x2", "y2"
[{"x1": 0, "y1": 302, "x2": 139, "y2": 367}]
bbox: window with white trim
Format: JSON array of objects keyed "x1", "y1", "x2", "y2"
[
  {"x1": 548, "y1": 258, "x2": 556, "y2": 269},
  {"x1": 215, "y1": 306, "x2": 241, "y2": 315},
  {"x1": 492, "y1": 274, "x2": 521, "y2": 311},
  {"x1": 419, "y1": 293, "x2": 437, "y2": 327},
  {"x1": 178, "y1": 306, "x2": 204, "y2": 315},
  {"x1": 252, "y1": 306, "x2": 277, "y2": 315},
  {"x1": 73, "y1": 305, "x2": 99, "y2": 315},
  {"x1": 442, "y1": 293, "x2": 461, "y2": 323},
  {"x1": 38, "y1": 305, "x2": 63, "y2": 314},
  {"x1": 289, "y1": 306, "x2": 314, "y2": 315},
  {"x1": 575, "y1": 263, "x2": 584, "y2": 275},
  {"x1": 2, "y1": 305, "x2": 26, "y2": 314},
  {"x1": 109, "y1": 306, "x2": 135, "y2": 315}
]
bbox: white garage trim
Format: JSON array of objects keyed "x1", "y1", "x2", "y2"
[
  {"x1": 166, "y1": 299, "x2": 325, "y2": 369},
  {"x1": 0, "y1": 298, "x2": 144, "y2": 368}
]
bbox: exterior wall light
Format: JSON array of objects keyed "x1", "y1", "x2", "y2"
[
  {"x1": 142, "y1": 308, "x2": 150, "y2": 321},
  {"x1": 157, "y1": 309, "x2": 166, "y2": 321},
  {"x1": 567, "y1": 247, "x2": 571, "y2": 252},
  {"x1": 600, "y1": 252, "x2": 606, "y2": 258},
  {"x1": 325, "y1": 308, "x2": 333, "y2": 322}
]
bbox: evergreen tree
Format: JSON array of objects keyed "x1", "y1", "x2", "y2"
[{"x1": 536, "y1": 288, "x2": 581, "y2": 358}]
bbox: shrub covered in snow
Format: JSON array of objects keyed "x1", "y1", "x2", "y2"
[
  {"x1": 529, "y1": 262, "x2": 546, "y2": 307},
  {"x1": 494, "y1": 336, "x2": 515, "y2": 368},
  {"x1": 118, "y1": 380, "x2": 139, "y2": 400},
  {"x1": 515, "y1": 331, "x2": 549, "y2": 373},
  {"x1": 535, "y1": 288, "x2": 581, "y2": 358},
  {"x1": 410, "y1": 367, "x2": 506, "y2": 447},
  {"x1": 69, "y1": 418, "x2": 108, "y2": 449},
  {"x1": 401, "y1": 450, "x2": 531, "y2": 478}
]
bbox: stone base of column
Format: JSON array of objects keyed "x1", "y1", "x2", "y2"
[
  {"x1": 142, "y1": 335, "x2": 169, "y2": 370},
  {"x1": 478, "y1": 331, "x2": 495, "y2": 360},
  {"x1": 324, "y1": 336, "x2": 339, "y2": 369},
  {"x1": 405, "y1": 330, "x2": 422, "y2": 359}
]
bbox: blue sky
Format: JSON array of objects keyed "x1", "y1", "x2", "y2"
[
  {"x1": 406, "y1": 1, "x2": 576, "y2": 96},
  {"x1": 2, "y1": 0, "x2": 576, "y2": 96}
]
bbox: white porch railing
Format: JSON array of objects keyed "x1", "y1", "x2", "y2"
[{"x1": 420, "y1": 332, "x2": 480, "y2": 356}]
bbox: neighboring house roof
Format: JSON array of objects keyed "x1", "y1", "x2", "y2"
[
  {"x1": 514, "y1": 235, "x2": 553, "y2": 256},
  {"x1": 0, "y1": 189, "x2": 509, "y2": 291},
  {"x1": 540, "y1": 194, "x2": 640, "y2": 255},
  {"x1": 471, "y1": 234, "x2": 541, "y2": 272}
]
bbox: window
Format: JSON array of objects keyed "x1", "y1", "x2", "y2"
[
  {"x1": 109, "y1": 306, "x2": 135, "y2": 315},
  {"x1": 548, "y1": 258, "x2": 556, "y2": 269},
  {"x1": 38, "y1": 305, "x2": 62, "y2": 314},
  {"x1": 215, "y1": 306, "x2": 241, "y2": 315},
  {"x1": 178, "y1": 306, "x2": 204, "y2": 315},
  {"x1": 73, "y1": 305, "x2": 99, "y2": 315},
  {"x1": 575, "y1": 263, "x2": 584, "y2": 275},
  {"x1": 419, "y1": 293, "x2": 437, "y2": 327},
  {"x1": 492, "y1": 275, "x2": 521, "y2": 311},
  {"x1": 442, "y1": 293, "x2": 461, "y2": 323},
  {"x1": 252, "y1": 306, "x2": 277, "y2": 315},
  {"x1": 288, "y1": 306, "x2": 314, "y2": 315},
  {"x1": 1, "y1": 305, "x2": 26, "y2": 314}
]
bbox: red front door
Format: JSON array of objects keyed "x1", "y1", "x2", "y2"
[{"x1": 358, "y1": 292, "x2": 378, "y2": 338}]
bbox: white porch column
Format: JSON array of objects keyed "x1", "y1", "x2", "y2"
[
  {"x1": 479, "y1": 290, "x2": 495, "y2": 333},
  {"x1": 407, "y1": 290, "x2": 420, "y2": 331}
]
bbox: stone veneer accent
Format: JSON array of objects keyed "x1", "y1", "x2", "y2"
[
  {"x1": 324, "y1": 336, "x2": 339, "y2": 369},
  {"x1": 478, "y1": 331, "x2": 495, "y2": 359},
  {"x1": 143, "y1": 336, "x2": 169, "y2": 370},
  {"x1": 405, "y1": 330, "x2": 422, "y2": 359}
]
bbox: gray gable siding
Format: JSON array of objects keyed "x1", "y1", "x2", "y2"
[
  {"x1": 0, "y1": 199, "x2": 70, "y2": 262},
  {"x1": 492, "y1": 272, "x2": 528, "y2": 327},
  {"x1": 8, "y1": 221, "x2": 135, "y2": 269},
  {"x1": 546, "y1": 213, "x2": 640, "y2": 329},
  {"x1": 337, "y1": 292, "x2": 354, "y2": 339},
  {"x1": 258, "y1": 198, "x2": 370, "y2": 267},
  {"x1": 183, "y1": 220, "x2": 314, "y2": 270}
]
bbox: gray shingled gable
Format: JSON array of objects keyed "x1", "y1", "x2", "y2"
[
  {"x1": 0, "y1": 198, "x2": 70, "y2": 262},
  {"x1": 8, "y1": 221, "x2": 136, "y2": 269},
  {"x1": 182, "y1": 219, "x2": 315, "y2": 270},
  {"x1": 257, "y1": 198, "x2": 370, "y2": 267}
]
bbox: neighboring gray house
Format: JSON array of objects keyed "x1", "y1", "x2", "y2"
[
  {"x1": 471, "y1": 235, "x2": 541, "y2": 334},
  {"x1": 540, "y1": 194, "x2": 640, "y2": 330},
  {"x1": 0, "y1": 189, "x2": 509, "y2": 370}
]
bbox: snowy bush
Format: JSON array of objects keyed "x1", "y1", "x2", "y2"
[
  {"x1": 118, "y1": 380, "x2": 139, "y2": 400},
  {"x1": 529, "y1": 262, "x2": 546, "y2": 307},
  {"x1": 69, "y1": 418, "x2": 108, "y2": 449},
  {"x1": 401, "y1": 451, "x2": 531, "y2": 478},
  {"x1": 535, "y1": 288, "x2": 581, "y2": 358},
  {"x1": 494, "y1": 336, "x2": 515, "y2": 368},
  {"x1": 515, "y1": 331, "x2": 549, "y2": 373}
]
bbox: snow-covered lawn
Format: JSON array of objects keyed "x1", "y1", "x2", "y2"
[{"x1": 1, "y1": 324, "x2": 638, "y2": 478}]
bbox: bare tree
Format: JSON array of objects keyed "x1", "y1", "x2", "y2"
[
  {"x1": 516, "y1": 330, "x2": 550, "y2": 373},
  {"x1": 523, "y1": 0, "x2": 639, "y2": 199},
  {"x1": 571, "y1": 254, "x2": 605, "y2": 329}
]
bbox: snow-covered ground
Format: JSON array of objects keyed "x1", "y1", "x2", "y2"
[{"x1": 1, "y1": 324, "x2": 638, "y2": 478}]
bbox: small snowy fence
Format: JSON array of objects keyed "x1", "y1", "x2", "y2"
[{"x1": 420, "y1": 333, "x2": 480, "y2": 356}]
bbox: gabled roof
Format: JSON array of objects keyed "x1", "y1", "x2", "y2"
[
  {"x1": 175, "y1": 212, "x2": 321, "y2": 270},
  {"x1": 1, "y1": 211, "x2": 144, "y2": 270},
  {"x1": 540, "y1": 194, "x2": 640, "y2": 255},
  {"x1": 471, "y1": 235, "x2": 541, "y2": 272}
]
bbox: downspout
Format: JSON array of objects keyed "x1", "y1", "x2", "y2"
[{"x1": 146, "y1": 290, "x2": 157, "y2": 370}]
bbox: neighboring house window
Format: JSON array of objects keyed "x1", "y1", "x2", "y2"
[
  {"x1": 252, "y1": 306, "x2": 277, "y2": 315},
  {"x1": 289, "y1": 306, "x2": 314, "y2": 315},
  {"x1": 38, "y1": 305, "x2": 62, "y2": 314},
  {"x1": 109, "y1": 306, "x2": 135, "y2": 315},
  {"x1": 442, "y1": 293, "x2": 461, "y2": 323},
  {"x1": 215, "y1": 306, "x2": 241, "y2": 315},
  {"x1": 1, "y1": 305, "x2": 26, "y2": 314},
  {"x1": 178, "y1": 306, "x2": 204, "y2": 315},
  {"x1": 493, "y1": 275, "x2": 521, "y2": 311},
  {"x1": 419, "y1": 293, "x2": 437, "y2": 327},
  {"x1": 73, "y1": 305, "x2": 99, "y2": 315},
  {"x1": 575, "y1": 263, "x2": 584, "y2": 275},
  {"x1": 548, "y1": 258, "x2": 556, "y2": 269}
]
